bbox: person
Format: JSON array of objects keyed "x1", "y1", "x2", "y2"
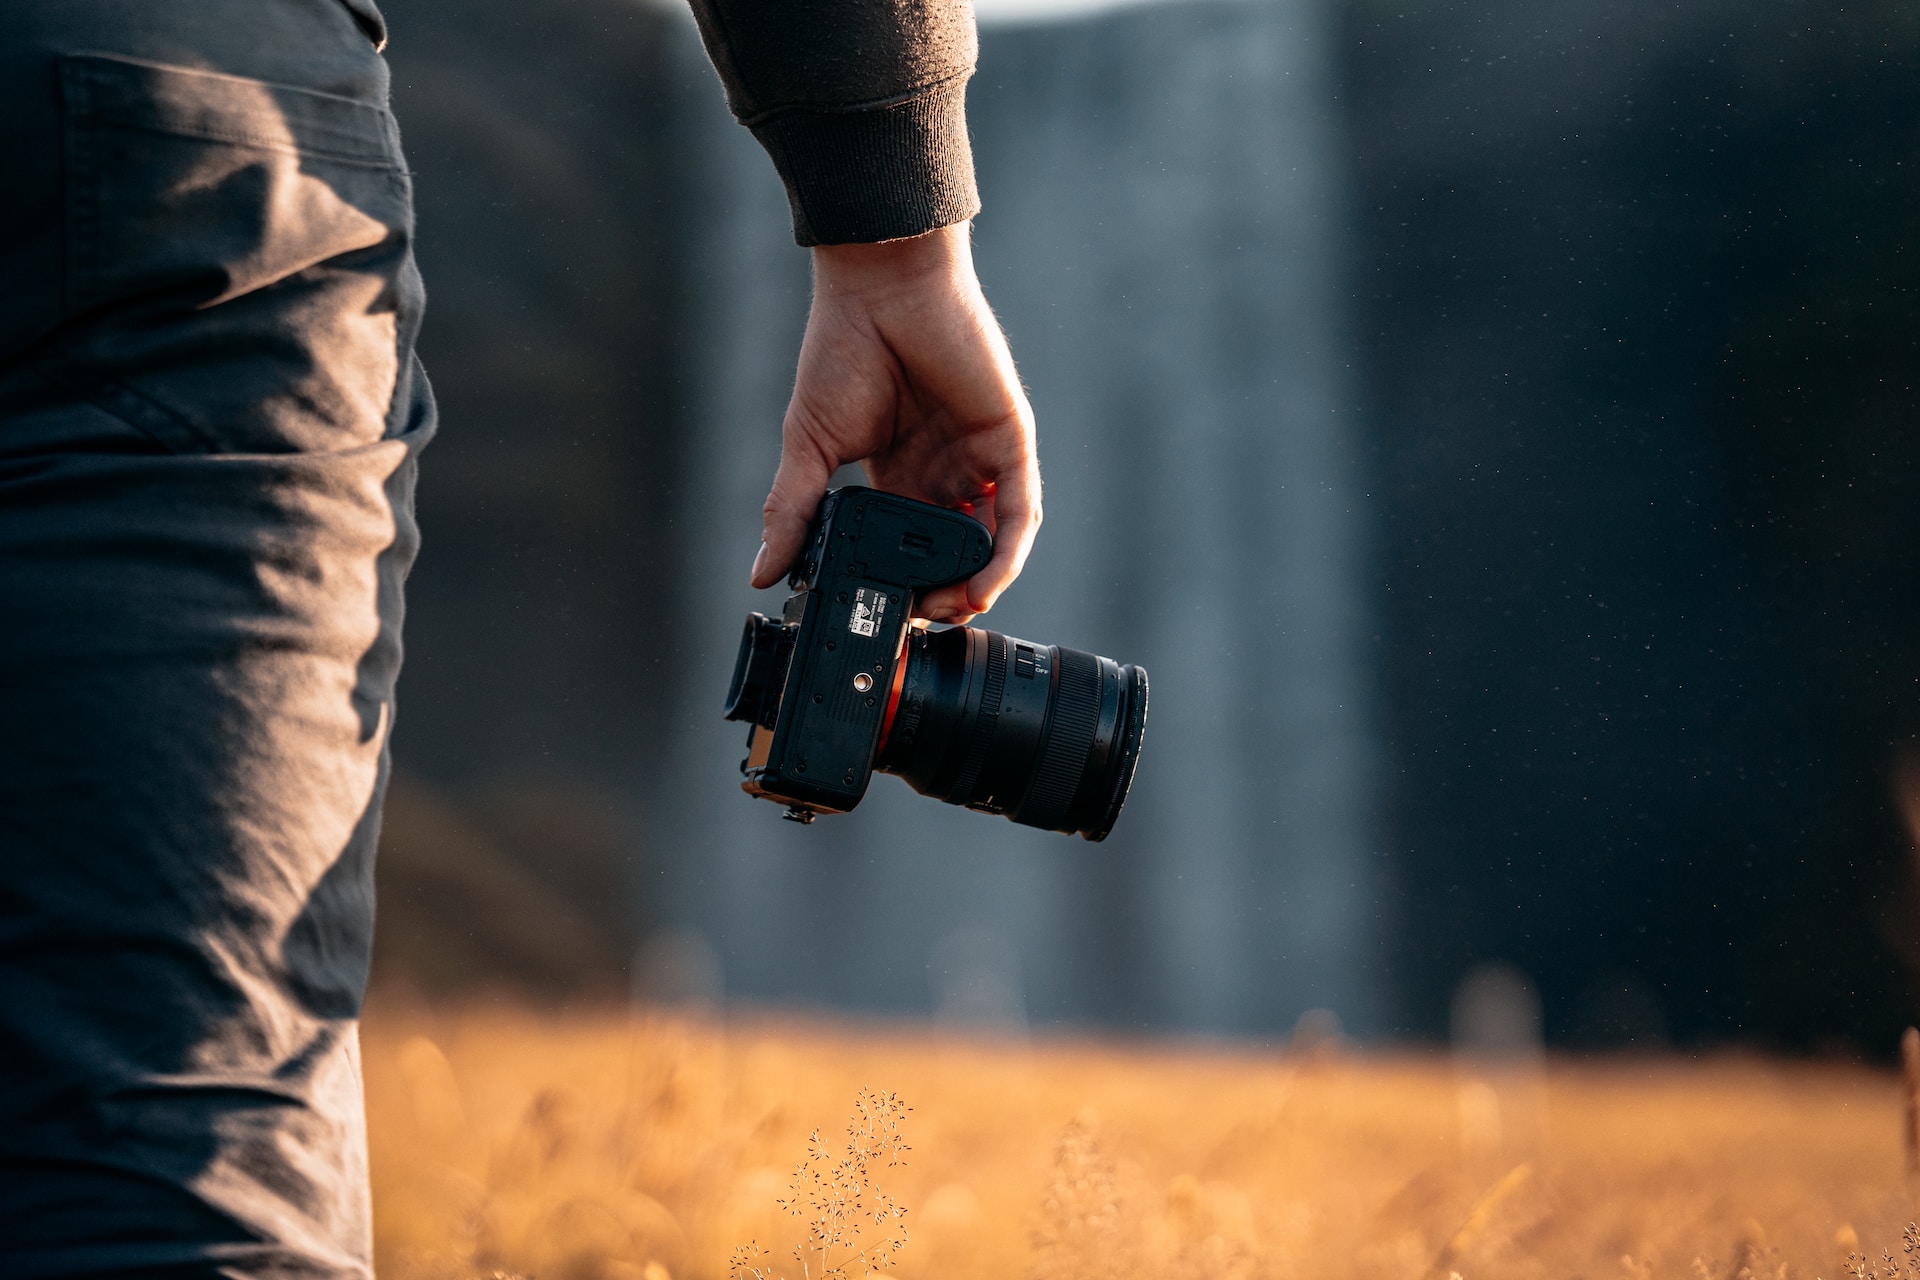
[{"x1": 0, "y1": 0, "x2": 1038, "y2": 1273}]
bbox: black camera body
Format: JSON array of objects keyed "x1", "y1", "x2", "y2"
[
  {"x1": 725, "y1": 487, "x2": 1148, "y2": 841},
  {"x1": 725, "y1": 487, "x2": 990, "y2": 815}
]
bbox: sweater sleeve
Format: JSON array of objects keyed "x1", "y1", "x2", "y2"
[{"x1": 685, "y1": 0, "x2": 981, "y2": 246}]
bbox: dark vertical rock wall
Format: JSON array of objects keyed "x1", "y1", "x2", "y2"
[
  {"x1": 1346, "y1": 0, "x2": 1920, "y2": 1046},
  {"x1": 385, "y1": 0, "x2": 685, "y2": 790},
  {"x1": 371, "y1": 0, "x2": 690, "y2": 995}
]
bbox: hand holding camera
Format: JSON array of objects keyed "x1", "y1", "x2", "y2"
[
  {"x1": 733, "y1": 226, "x2": 1146, "y2": 838},
  {"x1": 750, "y1": 223, "x2": 1042, "y2": 624},
  {"x1": 726, "y1": 488, "x2": 1148, "y2": 839}
]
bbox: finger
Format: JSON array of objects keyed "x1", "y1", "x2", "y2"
[
  {"x1": 911, "y1": 586, "x2": 975, "y2": 625},
  {"x1": 911, "y1": 511, "x2": 981, "y2": 621},
  {"x1": 910, "y1": 486, "x2": 993, "y2": 621},
  {"x1": 962, "y1": 460, "x2": 1042, "y2": 614},
  {"x1": 753, "y1": 431, "x2": 836, "y2": 589},
  {"x1": 913, "y1": 507, "x2": 988, "y2": 619},
  {"x1": 911, "y1": 465, "x2": 1040, "y2": 622}
]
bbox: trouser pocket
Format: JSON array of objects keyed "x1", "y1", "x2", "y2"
[{"x1": 52, "y1": 53, "x2": 420, "y2": 455}]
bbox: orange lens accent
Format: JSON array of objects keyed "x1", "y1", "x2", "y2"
[{"x1": 876, "y1": 643, "x2": 910, "y2": 752}]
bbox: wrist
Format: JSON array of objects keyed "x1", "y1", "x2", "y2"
[{"x1": 811, "y1": 222, "x2": 974, "y2": 300}]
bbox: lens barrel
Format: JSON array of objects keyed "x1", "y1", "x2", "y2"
[{"x1": 875, "y1": 626, "x2": 1148, "y2": 841}]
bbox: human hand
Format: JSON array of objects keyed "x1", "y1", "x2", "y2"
[{"x1": 749, "y1": 222, "x2": 1041, "y2": 623}]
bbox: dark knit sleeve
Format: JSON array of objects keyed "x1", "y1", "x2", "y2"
[{"x1": 685, "y1": 0, "x2": 981, "y2": 246}]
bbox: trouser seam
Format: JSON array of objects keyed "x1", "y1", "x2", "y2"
[{"x1": 26, "y1": 347, "x2": 215, "y2": 454}]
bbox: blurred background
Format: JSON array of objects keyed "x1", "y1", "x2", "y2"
[{"x1": 366, "y1": 0, "x2": 1920, "y2": 1054}]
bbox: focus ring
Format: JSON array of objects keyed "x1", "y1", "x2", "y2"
[
  {"x1": 949, "y1": 631, "x2": 1007, "y2": 805},
  {"x1": 1016, "y1": 646, "x2": 1102, "y2": 831}
]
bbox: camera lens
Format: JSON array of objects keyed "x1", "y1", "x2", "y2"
[{"x1": 875, "y1": 626, "x2": 1148, "y2": 841}]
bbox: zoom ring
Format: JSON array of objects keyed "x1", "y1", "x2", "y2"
[{"x1": 1015, "y1": 647, "x2": 1103, "y2": 831}]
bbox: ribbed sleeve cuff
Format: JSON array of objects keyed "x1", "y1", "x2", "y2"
[{"x1": 749, "y1": 78, "x2": 980, "y2": 247}]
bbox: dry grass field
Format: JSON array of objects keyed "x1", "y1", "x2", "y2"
[{"x1": 364, "y1": 1003, "x2": 1919, "y2": 1280}]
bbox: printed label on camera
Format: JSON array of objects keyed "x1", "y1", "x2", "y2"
[{"x1": 848, "y1": 587, "x2": 886, "y2": 638}]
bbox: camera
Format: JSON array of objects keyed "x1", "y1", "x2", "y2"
[{"x1": 723, "y1": 487, "x2": 1148, "y2": 840}]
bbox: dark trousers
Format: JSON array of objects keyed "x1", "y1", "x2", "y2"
[{"x1": 0, "y1": 1, "x2": 427, "y2": 1274}]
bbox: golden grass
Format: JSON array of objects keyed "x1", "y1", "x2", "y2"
[{"x1": 365, "y1": 1002, "x2": 1916, "y2": 1280}]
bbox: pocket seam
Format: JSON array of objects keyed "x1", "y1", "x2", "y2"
[
  {"x1": 66, "y1": 113, "x2": 402, "y2": 171},
  {"x1": 61, "y1": 53, "x2": 400, "y2": 168}
]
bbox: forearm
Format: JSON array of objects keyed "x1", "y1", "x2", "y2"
[
  {"x1": 692, "y1": 2, "x2": 1036, "y2": 614},
  {"x1": 685, "y1": 0, "x2": 981, "y2": 245}
]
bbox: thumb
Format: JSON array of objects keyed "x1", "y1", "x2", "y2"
[{"x1": 753, "y1": 434, "x2": 836, "y2": 589}]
